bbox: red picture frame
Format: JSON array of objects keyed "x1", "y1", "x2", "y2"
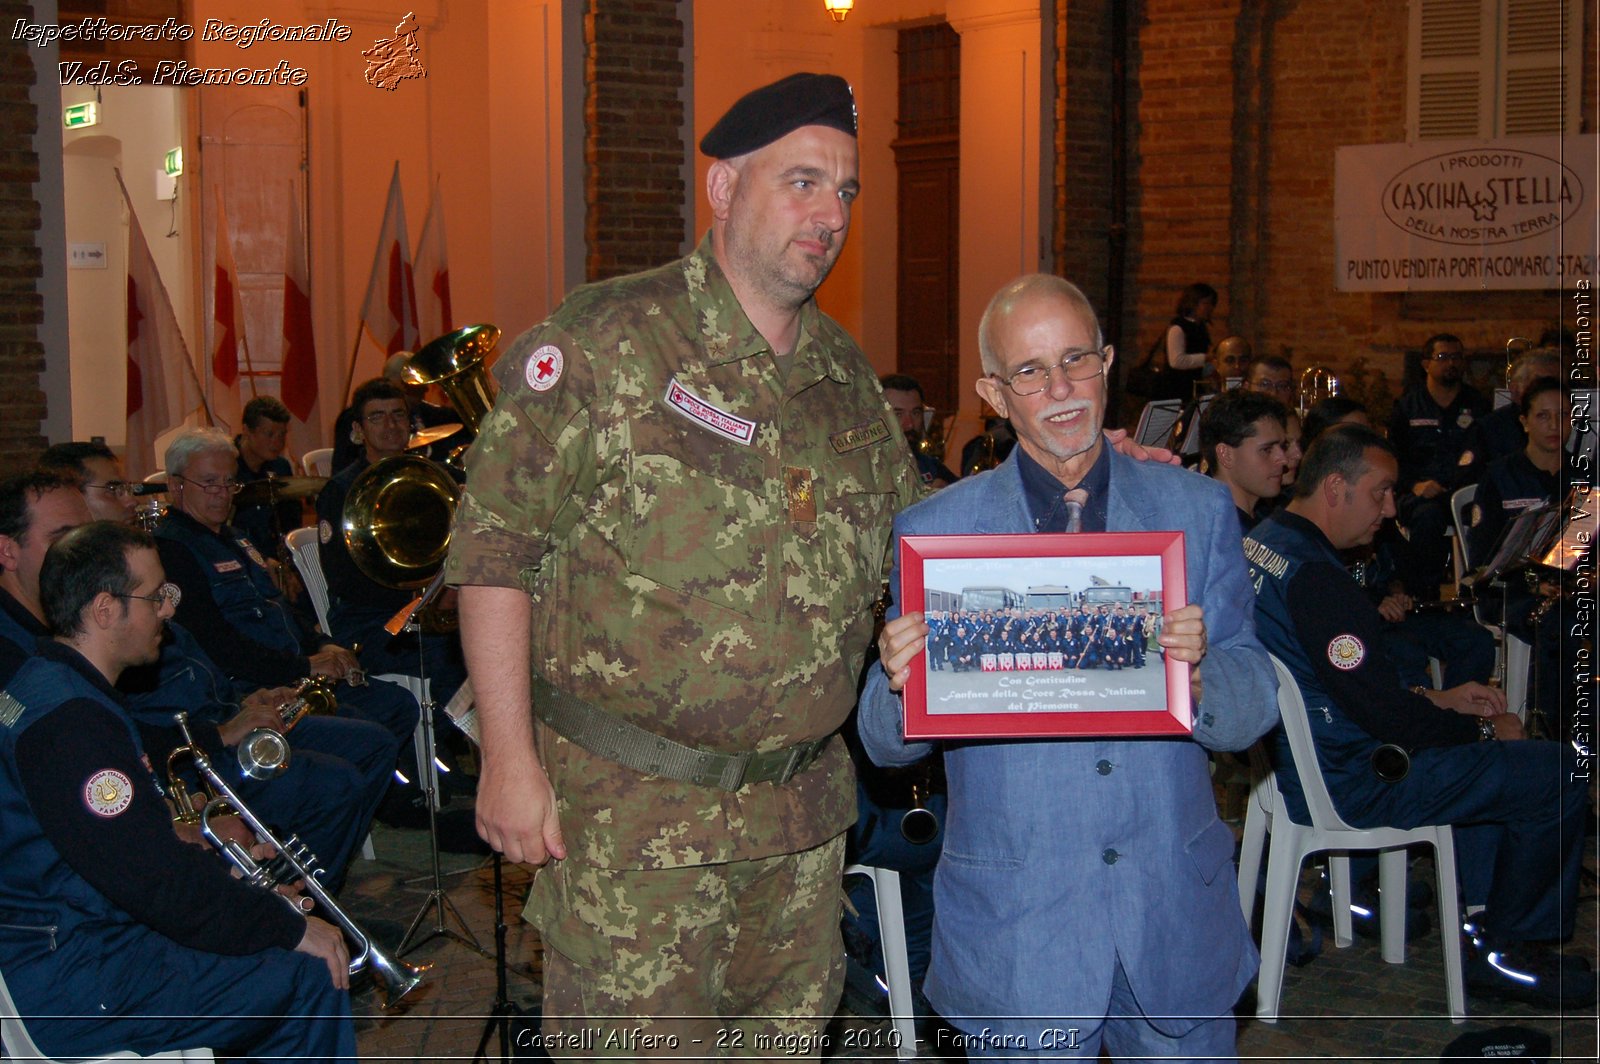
[{"x1": 899, "y1": 531, "x2": 1190, "y2": 740}]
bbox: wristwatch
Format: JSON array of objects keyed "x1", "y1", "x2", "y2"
[{"x1": 1476, "y1": 716, "x2": 1497, "y2": 742}]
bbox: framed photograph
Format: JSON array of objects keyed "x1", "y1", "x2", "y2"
[{"x1": 899, "y1": 531, "x2": 1190, "y2": 740}]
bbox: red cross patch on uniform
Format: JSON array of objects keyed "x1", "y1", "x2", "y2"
[{"x1": 526, "y1": 345, "x2": 564, "y2": 392}]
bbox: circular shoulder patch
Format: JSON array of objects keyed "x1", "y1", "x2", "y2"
[
  {"x1": 318, "y1": 518, "x2": 333, "y2": 545},
  {"x1": 1456, "y1": 410, "x2": 1474, "y2": 429},
  {"x1": 83, "y1": 769, "x2": 133, "y2": 818},
  {"x1": 1327, "y1": 633, "x2": 1366, "y2": 671},
  {"x1": 525, "y1": 345, "x2": 565, "y2": 392}
]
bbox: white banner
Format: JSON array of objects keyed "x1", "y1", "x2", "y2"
[{"x1": 1334, "y1": 136, "x2": 1598, "y2": 292}]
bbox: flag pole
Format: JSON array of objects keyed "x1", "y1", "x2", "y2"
[{"x1": 114, "y1": 167, "x2": 215, "y2": 427}]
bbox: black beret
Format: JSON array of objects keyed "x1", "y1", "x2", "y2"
[{"x1": 699, "y1": 73, "x2": 857, "y2": 159}]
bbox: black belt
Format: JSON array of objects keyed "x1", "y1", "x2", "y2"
[{"x1": 531, "y1": 673, "x2": 829, "y2": 792}]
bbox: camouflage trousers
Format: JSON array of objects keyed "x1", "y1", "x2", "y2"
[{"x1": 525, "y1": 835, "x2": 845, "y2": 1060}]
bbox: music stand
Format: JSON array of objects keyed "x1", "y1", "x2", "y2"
[{"x1": 393, "y1": 577, "x2": 487, "y2": 961}]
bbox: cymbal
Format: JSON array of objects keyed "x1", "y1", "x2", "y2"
[
  {"x1": 407, "y1": 423, "x2": 465, "y2": 450},
  {"x1": 234, "y1": 475, "x2": 328, "y2": 506}
]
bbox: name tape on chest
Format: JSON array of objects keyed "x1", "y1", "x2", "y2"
[
  {"x1": 664, "y1": 380, "x2": 756, "y2": 445},
  {"x1": 83, "y1": 769, "x2": 133, "y2": 818},
  {"x1": 829, "y1": 418, "x2": 890, "y2": 455},
  {"x1": 212, "y1": 559, "x2": 243, "y2": 574}
]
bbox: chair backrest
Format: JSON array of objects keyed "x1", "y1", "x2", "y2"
[
  {"x1": 1269, "y1": 654, "x2": 1360, "y2": 833},
  {"x1": 302, "y1": 448, "x2": 335, "y2": 478},
  {"x1": 284, "y1": 525, "x2": 333, "y2": 635},
  {"x1": 0, "y1": 964, "x2": 47, "y2": 1060},
  {"x1": 1449, "y1": 484, "x2": 1477, "y2": 568}
]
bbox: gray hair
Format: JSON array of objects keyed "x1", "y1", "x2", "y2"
[
  {"x1": 1509, "y1": 348, "x2": 1561, "y2": 395},
  {"x1": 977, "y1": 274, "x2": 1104, "y2": 375},
  {"x1": 164, "y1": 427, "x2": 236, "y2": 478}
]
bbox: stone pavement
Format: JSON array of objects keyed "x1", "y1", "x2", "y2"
[{"x1": 344, "y1": 793, "x2": 1597, "y2": 1061}]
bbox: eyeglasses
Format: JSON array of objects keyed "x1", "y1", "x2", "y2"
[
  {"x1": 84, "y1": 480, "x2": 133, "y2": 498},
  {"x1": 173, "y1": 474, "x2": 242, "y2": 496},
  {"x1": 115, "y1": 583, "x2": 182, "y2": 609},
  {"x1": 993, "y1": 347, "x2": 1108, "y2": 396},
  {"x1": 363, "y1": 409, "x2": 412, "y2": 425},
  {"x1": 1429, "y1": 351, "x2": 1464, "y2": 362}
]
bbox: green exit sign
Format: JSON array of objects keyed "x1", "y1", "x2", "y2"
[
  {"x1": 62, "y1": 102, "x2": 99, "y2": 128},
  {"x1": 163, "y1": 149, "x2": 183, "y2": 176}
]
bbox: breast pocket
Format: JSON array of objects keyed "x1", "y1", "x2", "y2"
[{"x1": 625, "y1": 449, "x2": 774, "y2": 619}]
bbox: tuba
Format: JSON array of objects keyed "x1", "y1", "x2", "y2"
[
  {"x1": 170, "y1": 713, "x2": 428, "y2": 1008},
  {"x1": 341, "y1": 324, "x2": 500, "y2": 591},
  {"x1": 402, "y1": 324, "x2": 501, "y2": 461}
]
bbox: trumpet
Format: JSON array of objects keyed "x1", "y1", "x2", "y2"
[
  {"x1": 900, "y1": 780, "x2": 940, "y2": 845},
  {"x1": 171, "y1": 713, "x2": 428, "y2": 1008},
  {"x1": 167, "y1": 728, "x2": 289, "y2": 824},
  {"x1": 277, "y1": 676, "x2": 338, "y2": 732}
]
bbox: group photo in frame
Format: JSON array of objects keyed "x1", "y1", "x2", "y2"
[{"x1": 898, "y1": 531, "x2": 1191, "y2": 740}]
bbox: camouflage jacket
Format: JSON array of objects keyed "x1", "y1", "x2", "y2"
[{"x1": 446, "y1": 235, "x2": 922, "y2": 869}]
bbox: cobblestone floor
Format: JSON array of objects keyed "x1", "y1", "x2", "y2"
[{"x1": 345, "y1": 793, "x2": 1597, "y2": 1061}]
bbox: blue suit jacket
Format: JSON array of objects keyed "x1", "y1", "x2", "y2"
[{"x1": 858, "y1": 448, "x2": 1278, "y2": 1037}]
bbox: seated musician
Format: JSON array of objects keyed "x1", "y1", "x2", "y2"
[
  {"x1": 153, "y1": 429, "x2": 419, "y2": 747},
  {"x1": 232, "y1": 396, "x2": 304, "y2": 560},
  {"x1": 2, "y1": 471, "x2": 395, "y2": 886},
  {"x1": 0, "y1": 520, "x2": 355, "y2": 1060},
  {"x1": 36, "y1": 441, "x2": 143, "y2": 526},
  {"x1": 331, "y1": 351, "x2": 472, "y2": 475},
  {"x1": 1467, "y1": 376, "x2": 1568, "y2": 736},
  {"x1": 0, "y1": 473, "x2": 94, "y2": 684},
  {"x1": 316, "y1": 378, "x2": 467, "y2": 706}
]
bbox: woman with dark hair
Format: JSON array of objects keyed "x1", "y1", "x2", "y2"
[
  {"x1": 1468, "y1": 376, "x2": 1564, "y2": 566},
  {"x1": 1161, "y1": 282, "x2": 1217, "y2": 396}
]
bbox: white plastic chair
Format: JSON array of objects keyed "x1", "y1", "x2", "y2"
[
  {"x1": 1449, "y1": 484, "x2": 1477, "y2": 581},
  {"x1": 1243, "y1": 656, "x2": 1465, "y2": 1023},
  {"x1": 843, "y1": 864, "x2": 917, "y2": 1060},
  {"x1": 302, "y1": 447, "x2": 335, "y2": 478},
  {"x1": 2, "y1": 966, "x2": 214, "y2": 1061},
  {"x1": 284, "y1": 525, "x2": 382, "y2": 851}
]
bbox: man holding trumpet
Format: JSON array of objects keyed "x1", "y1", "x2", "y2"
[{"x1": 0, "y1": 521, "x2": 354, "y2": 1060}]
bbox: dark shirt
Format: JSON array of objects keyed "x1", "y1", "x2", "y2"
[
  {"x1": 232, "y1": 441, "x2": 301, "y2": 559},
  {"x1": 1267, "y1": 510, "x2": 1477, "y2": 750},
  {"x1": 1468, "y1": 449, "x2": 1559, "y2": 567},
  {"x1": 1016, "y1": 443, "x2": 1111, "y2": 534},
  {"x1": 12, "y1": 641, "x2": 304, "y2": 955},
  {"x1": 1474, "y1": 402, "x2": 1524, "y2": 465},
  {"x1": 156, "y1": 511, "x2": 325, "y2": 686},
  {"x1": 1386, "y1": 383, "x2": 1491, "y2": 495},
  {"x1": 0, "y1": 585, "x2": 47, "y2": 685}
]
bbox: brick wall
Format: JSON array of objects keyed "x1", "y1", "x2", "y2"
[
  {"x1": 1100, "y1": 0, "x2": 1597, "y2": 411},
  {"x1": 1054, "y1": 0, "x2": 1117, "y2": 328},
  {"x1": 584, "y1": 0, "x2": 686, "y2": 281},
  {"x1": 0, "y1": 0, "x2": 46, "y2": 474}
]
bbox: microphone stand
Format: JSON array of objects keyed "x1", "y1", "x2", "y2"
[{"x1": 395, "y1": 577, "x2": 486, "y2": 960}]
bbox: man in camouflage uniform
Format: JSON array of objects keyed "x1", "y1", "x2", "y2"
[{"x1": 444, "y1": 73, "x2": 921, "y2": 1054}]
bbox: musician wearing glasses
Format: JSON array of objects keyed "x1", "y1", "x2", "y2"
[
  {"x1": 153, "y1": 428, "x2": 419, "y2": 747},
  {"x1": 863, "y1": 275, "x2": 1277, "y2": 1060},
  {"x1": 36, "y1": 441, "x2": 142, "y2": 525},
  {"x1": 0, "y1": 521, "x2": 355, "y2": 1061},
  {"x1": 1386, "y1": 333, "x2": 1491, "y2": 598},
  {"x1": 317, "y1": 378, "x2": 467, "y2": 704}
]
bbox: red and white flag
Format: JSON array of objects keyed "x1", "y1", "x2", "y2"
[
  {"x1": 414, "y1": 178, "x2": 452, "y2": 343},
  {"x1": 210, "y1": 187, "x2": 251, "y2": 434},
  {"x1": 121, "y1": 175, "x2": 205, "y2": 479},
  {"x1": 347, "y1": 162, "x2": 418, "y2": 395},
  {"x1": 280, "y1": 182, "x2": 322, "y2": 457}
]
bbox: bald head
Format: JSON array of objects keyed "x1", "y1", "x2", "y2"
[{"x1": 977, "y1": 275, "x2": 1103, "y2": 376}]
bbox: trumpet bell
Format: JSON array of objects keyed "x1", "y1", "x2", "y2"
[
  {"x1": 342, "y1": 454, "x2": 461, "y2": 589},
  {"x1": 237, "y1": 728, "x2": 290, "y2": 780}
]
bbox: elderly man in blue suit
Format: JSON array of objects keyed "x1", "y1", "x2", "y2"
[{"x1": 860, "y1": 274, "x2": 1278, "y2": 1060}]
